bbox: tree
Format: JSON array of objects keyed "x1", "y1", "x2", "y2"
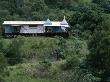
[
  {"x1": 87, "y1": 15, "x2": 110, "y2": 82},
  {"x1": 69, "y1": 3, "x2": 105, "y2": 39},
  {"x1": 6, "y1": 36, "x2": 25, "y2": 65},
  {"x1": 0, "y1": 52, "x2": 7, "y2": 82},
  {"x1": 0, "y1": 37, "x2": 7, "y2": 82},
  {"x1": 51, "y1": 36, "x2": 66, "y2": 60},
  {"x1": 92, "y1": 0, "x2": 110, "y2": 13}
]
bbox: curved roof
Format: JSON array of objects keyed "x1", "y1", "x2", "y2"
[
  {"x1": 44, "y1": 18, "x2": 52, "y2": 25},
  {"x1": 60, "y1": 16, "x2": 68, "y2": 25}
]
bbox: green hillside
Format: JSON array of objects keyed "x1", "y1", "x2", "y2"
[{"x1": 1, "y1": 36, "x2": 90, "y2": 82}]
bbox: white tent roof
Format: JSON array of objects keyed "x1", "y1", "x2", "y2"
[
  {"x1": 44, "y1": 18, "x2": 52, "y2": 25},
  {"x1": 3, "y1": 21, "x2": 45, "y2": 25},
  {"x1": 3, "y1": 21, "x2": 69, "y2": 27},
  {"x1": 60, "y1": 16, "x2": 68, "y2": 25}
]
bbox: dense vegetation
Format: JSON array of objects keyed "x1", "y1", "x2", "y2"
[{"x1": 0, "y1": 0, "x2": 110, "y2": 82}]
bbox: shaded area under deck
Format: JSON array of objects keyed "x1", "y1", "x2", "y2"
[{"x1": 3, "y1": 32, "x2": 69, "y2": 38}]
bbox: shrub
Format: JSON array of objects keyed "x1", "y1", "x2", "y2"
[
  {"x1": 6, "y1": 36, "x2": 25, "y2": 65},
  {"x1": 61, "y1": 56, "x2": 80, "y2": 70},
  {"x1": 0, "y1": 52, "x2": 7, "y2": 82},
  {"x1": 56, "y1": 70, "x2": 95, "y2": 82},
  {"x1": 50, "y1": 36, "x2": 66, "y2": 60},
  {"x1": 33, "y1": 60, "x2": 52, "y2": 78},
  {"x1": 39, "y1": 60, "x2": 52, "y2": 69}
]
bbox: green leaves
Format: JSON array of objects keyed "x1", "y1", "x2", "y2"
[
  {"x1": 86, "y1": 10, "x2": 110, "y2": 81},
  {"x1": 0, "y1": 38, "x2": 7, "y2": 82},
  {"x1": 92, "y1": 0, "x2": 110, "y2": 12},
  {"x1": 6, "y1": 36, "x2": 25, "y2": 65}
]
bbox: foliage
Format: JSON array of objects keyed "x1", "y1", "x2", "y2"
[
  {"x1": 69, "y1": 3, "x2": 105, "y2": 39},
  {"x1": 33, "y1": 60, "x2": 52, "y2": 78},
  {"x1": 0, "y1": 52, "x2": 7, "y2": 82},
  {"x1": 65, "y1": 37, "x2": 89, "y2": 59},
  {"x1": 6, "y1": 36, "x2": 25, "y2": 65},
  {"x1": 0, "y1": 37, "x2": 7, "y2": 82},
  {"x1": 86, "y1": 14, "x2": 110, "y2": 81},
  {"x1": 50, "y1": 36, "x2": 66, "y2": 60},
  {"x1": 56, "y1": 69, "x2": 95, "y2": 82},
  {"x1": 39, "y1": 60, "x2": 52, "y2": 71},
  {"x1": 92, "y1": 0, "x2": 110, "y2": 13},
  {"x1": 0, "y1": 0, "x2": 110, "y2": 82},
  {"x1": 4, "y1": 36, "x2": 59, "y2": 65}
]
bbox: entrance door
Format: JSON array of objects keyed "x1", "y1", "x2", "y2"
[
  {"x1": 45, "y1": 27, "x2": 53, "y2": 32},
  {"x1": 13, "y1": 26, "x2": 21, "y2": 33}
]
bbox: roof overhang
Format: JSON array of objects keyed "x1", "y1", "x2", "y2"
[
  {"x1": 3, "y1": 21, "x2": 70, "y2": 27},
  {"x1": 3, "y1": 21, "x2": 45, "y2": 25}
]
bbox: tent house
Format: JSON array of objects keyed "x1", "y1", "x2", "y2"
[{"x1": 3, "y1": 17, "x2": 70, "y2": 36}]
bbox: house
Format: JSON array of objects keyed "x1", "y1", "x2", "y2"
[{"x1": 3, "y1": 16, "x2": 69, "y2": 37}]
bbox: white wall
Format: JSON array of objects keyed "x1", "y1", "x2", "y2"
[{"x1": 20, "y1": 25, "x2": 45, "y2": 33}]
